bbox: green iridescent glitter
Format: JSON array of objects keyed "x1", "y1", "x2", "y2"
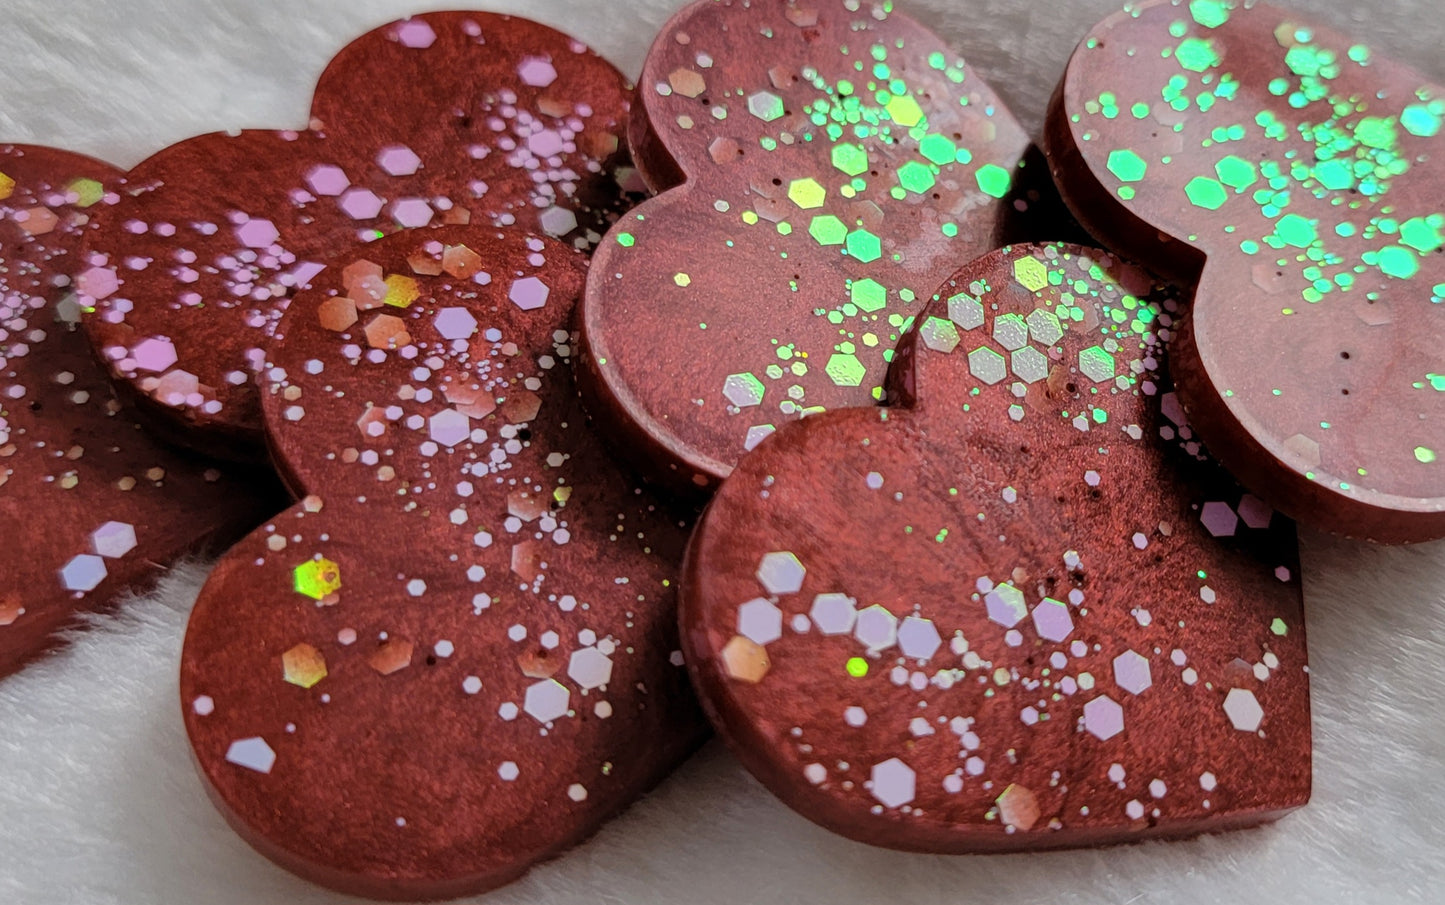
[
  {"x1": 615, "y1": 232, "x2": 635, "y2": 247},
  {"x1": 1108, "y1": 148, "x2": 1148, "y2": 182},
  {"x1": 1184, "y1": 176, "x2": 1228, "y2": 210},
  {"x1": 975, "y1": 164, "x2": 1012, "y2": 198},
  {"x1": 851, "y1": 278, "x2": 887, "y2": 313},
  {"x1": 809, "y1": 215, "x2": 847, "y2": 246},
  {"x1": 1417, "y1": 447, "x2": 1438, "y2": 464},
  {"x1": 846, "y1": 657, "x2": 869, "y2": 678},
  {"x1": 846, "y1": 230, "x2": 882, "y2": 262}
]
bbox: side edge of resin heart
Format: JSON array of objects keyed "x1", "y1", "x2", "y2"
[{"x1": 680, "y1": 242, "x2": 1310, "y2": 852}]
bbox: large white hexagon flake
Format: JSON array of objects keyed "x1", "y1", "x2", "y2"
[
  {"x1": 854, "y1": 605, "x2": 898, "y2": 652},
  {"x1": 756, "y1": 551, "x2": 805, "y2": 595},
  {"x1": 428, "y1": 409, "x2": 470, "y2": 447},
  {"x1": 870, "y1": 758, "x2": 916, "y2": 808},
  {"x1": 1112, "y1": 650, "x2": 1153, "y2": 696},
  {"x1": 809, "y1": 593, "x2": 857, "y2": 635},
  {"x1": 1083, "y1": 695, "x2": 1124, "y2": 741},
  {"x1": 896, "y1": 616, "x2": 941, "y2": 660},
  {"x1": 984, "y1": 583, "x2": 1028, "y2": 628},
  {"x1": 524, "y1": 679, "x2": 571, "y2": 723},
  {"x1": 567, "y1": 648, "x2": 613, "y2": 690},
  {"x1": 1223, "y1": 688, "x2": 1264, "y2": 732},
  {"x1": 737, "y1": 597, "x2": 783, "y2": 645}
]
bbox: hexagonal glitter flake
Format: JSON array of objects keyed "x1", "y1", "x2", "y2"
[
  {"x1": 282, "y1": 643, "x2": 327, "y2": 688},
  {"x1": 668, "y1": 68, "x2": 705, "y2": 98},
  {"x1": 1078, "y1": 346, "x2": 1116, "y2": 383},
  {"x1": 132, "y1": 337, "x2": 178, "y2": 373},
  {"x1": 1223, "y1": 688, "x2": 1264, "y2": 731},
  {"x1": 996, "y1": 784, "x2": 1040, "y2": 830},
  {"x1": 897, "y1": 616, "x2": 941, "y2": 660},
  {"x1": 756, "y1": 551, "x2": 805, "y2": 595},
  {"x1": 368, "y1": 639, "x2": 413, "y2": 675},
  {"x1": 788, "y1": 178, "x2": 826, "y2": 209},
  {"x1": 1184, "y1": 176, "x2": 1227, "y2": 210},
  {"x1": 428, "y1": 409, "x2": 470, "y2": 447},
  {"x1": 394, "y1": 18, "x2": 436, "y2": 48},
  {"x1": 377, "y1": 144, "x2": 421, "y2": 177},
  {"x1": 832, "y1": 143, "x2": 868, "y2": 176},
  {"x1": 1026, "y1": 308, "x2": 1064, "y2": 345},
  {"x1": 1083, "y1": 695, "x2": 1124, "y2": 741},
  {"x1": 723, "y1": 372, "x2": 765, "y2": 407},
  {"x1": 737, "y1": 597, "x2": 783, "y2": 645},
  {"x1": 721, "y1": 635, "x2": 770, "y2": 683},
  {"x1": 567, "y1": 647, "x2": 613, "y2": 690},
  {"x1": 1200, "y1": 501, "x2": 1239, "y2": 537},
  {"x1": 920, "y1": 317, "x2": 960, "y2": 354},
  {"x1": 509, "y1": 277, "x2": 550, "y2": 311},
  {"x1": 854, "y1": 604, "x2": 898, "y2": 652},
  {"x1": 434, "y1": 307, "x2": 478, "y2": 341},
  {"x1": 948, "y1": 292, "x2": 984, "y2": 330},
  {"x1": 808, "y1": 215, "x2": 847, "y2": 246},
  {"x1": 918, "y1": 134, "x2": 956, "y2": 166},
  {"x1": 523, "y1": 678, "x2": 570, "y2": 723},
  {"x1": 1031, "y1": 598, "x2": 1073, "y2": 642},
  {"x1": 851, "y1": 278, "x2": 887, "y2": 313},
  {"x1": 985, "y1": 583, "x2": 1028, "y2": 628},
  {"x1": 294, "y1": 557, "x2": 341, "y2": 600},
  {"x1": 78, "y1": 266, "x2": 118, "y2": 300},
  {"x1": 870, "y1": 758, "x2": 916, "y2": 808},
  {"x1": 539, "y1": 206, "x2": 578, "y2": 237},
  {"x1": 1107, "y1": 149, "x2": 1148, "y2": 183},
  {"x1": 91, "y1": 521, "x2": 137, "y2": 559},
  {"x1": 747, "y1": 91, "x2": 784, "y2": 122},
  {"x1": 1013, "y1": 256, "x2": 1049, "y2": 293},
  {"x1": 1011, "y1": 346, "x2": 1049, "y2": 384},
  {"x1": 235, "y1": 218, "x2": 279, "y2": 249},
  {"x1": 809, "y1": 593, "x2": 858, "y2": 635},
  {"x1": 896, "y1": 161, "x2": 935, "y2": 195},
  {"x1": 364, "y1": 314, "x2": 410, "y2": 350},
  {"x1": 306, "y1": 164, "x2": 349, "y2": 196},
  {"x1": 1113, "y1": 650, "x2": 1153, "y2": 695},
  {"x1": 968, "y1": 347, "x2": 1007, "y2": 385},
  {"x1": 225, "y1": 737, "x2": 276, "y2": 774},
  {"x1": 993, "y1": 313, "x2": 1030, "y2": 350},
  {"x1": 825, "y1": 353, "x2": 866, "y2": 387},
  {"x1": 60, "y1": 554, "x2": 107, "y2": 592},
  {"x1": 339, "y1": 187, "x2": 385, "y2": 220},
  {"x1": 391, "y1": 198, "x2": 434, "y2": 229},
  {"x1": 517, "y1": 56, "x2": 557, "y2": 87},
  {"x1": 845, "y1": 230, "x2": 881, "y2": 263}
]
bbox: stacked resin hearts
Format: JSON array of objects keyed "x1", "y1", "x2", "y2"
[{"x1": 2, "y1": 0, "x2": 1439, "y2": 900}]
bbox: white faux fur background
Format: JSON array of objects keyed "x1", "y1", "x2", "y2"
[{"x1": 2, "y1": 1, "x2": 1443, "y2": 903}]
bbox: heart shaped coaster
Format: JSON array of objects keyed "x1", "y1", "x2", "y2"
[
  {"x1": 1043, "y1": 0, "x2": 1444, "y2": 543},
  {"x1": 180, "y1": 226, "x2": 705, "y2": 900},
  {"x1": 680, "y1": 243, "x2": 1310, "y2": 851},
  {"x1": 0, "y1": 144, "x2": 282, "y2": 677},
  {"x1": 580, "y1": 0, "x2": 1056, "y2": 495},
  {"x1": 79, "y1": 11, "x2": 638, "y2": 462}
]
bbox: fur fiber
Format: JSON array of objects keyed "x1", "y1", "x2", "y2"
[{"x1": 2, "y1": 1, "x2": 1443, "y2": 902}]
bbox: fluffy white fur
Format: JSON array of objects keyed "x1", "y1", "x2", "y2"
[{"x1": 2, "y1": 1, "x2": 1443, "y2": 902}]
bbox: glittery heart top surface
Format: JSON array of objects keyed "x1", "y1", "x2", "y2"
[
  {"x1": 1044, "y1": 0, "x2": 1444, "y2": 543},
  {"x1": 0, "y1": 144, "x2": 280, "y2": 677},
  {"x1": 180, "y1": 226, "x2": 704, "y2": 900},
  {"x1": 680, "y1": 244, "x2": 1310, "y2": 852},
  {"x1": 580, "y1": 0, "x2": 1046, "y2": 494},
  {"x1": 80, "y1": 11, "x2": 638, "y2": 462}
]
